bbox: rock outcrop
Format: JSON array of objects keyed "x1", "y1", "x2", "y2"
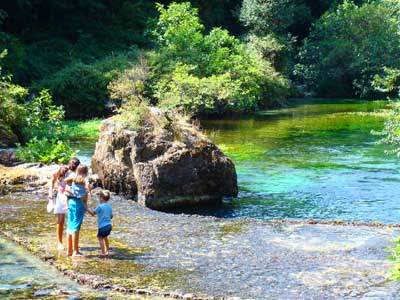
[{"x1": 91, "y1": 108, "x2": 238, "y2": 210}]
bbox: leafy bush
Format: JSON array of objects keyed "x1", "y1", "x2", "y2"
[
  {"x1": 149, "y1": 2, "x2": 288, "y2": 116},
  {"x1": 0, "y1": 49, "x2": 27, "y2": 141},
  {"x1": 16, "y1": 90, "x2": 78, "y2": 164},
  {"x1": 372, "y1": 68, "x2": 400, "y2": 157},
  {"x1": 37, "y1": 51, "x2": 139, "y2": 119},
  {"x1": 108, "y1": 58, "x2": 152, "y2": 127},
  {"x1": 295, "y1": 0, "x2": 400, "y2": 98},
  {"x1": 16, "y1": 137, "x2": 77, "y2": 164}
]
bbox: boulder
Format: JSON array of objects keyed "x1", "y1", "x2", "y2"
[{"x1": 91, "y1": 108, "x2": 238, "y2": 210}]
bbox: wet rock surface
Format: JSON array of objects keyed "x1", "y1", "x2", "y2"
[
  {"x1": 0, "y1": 166, "x2": 399, "y2": 300},
  {"x1": 91, "y1": 110, "x2": 238, "y2": 210}
]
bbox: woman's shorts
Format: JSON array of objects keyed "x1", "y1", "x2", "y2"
[{"x1": 97, "y1": 224, "x2": 112, "y2": 238}]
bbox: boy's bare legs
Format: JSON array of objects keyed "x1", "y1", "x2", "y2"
[
  {"x1": 98, "y1": 237, "x2": 106, "y2": 255},
  {"x1": 67, "y1": 234, "x2": 73, "y2": 256},
  {"x1": 56, "y1": 214, "x2": 65, "y2": 250},
  {"x1": 104, "y1": 237, "x2": 110, "y2": 255}
]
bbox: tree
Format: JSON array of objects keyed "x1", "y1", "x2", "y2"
[
  {"x1": 295, "y1": 0, "x2": 400, "y2": 98},
  {"x1": 149, "y1": 2, "x2": 288, "y2": 115}
]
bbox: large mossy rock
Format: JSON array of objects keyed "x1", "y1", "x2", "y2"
[{"x1": 91, "y1": 108, "x2": 238, "y2": 210}]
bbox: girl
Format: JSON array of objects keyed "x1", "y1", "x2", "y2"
[
  {"x1": 48, "y1": 157, "x2": 80, "y2": 250},
  {"x1": 65, "y1": 164, "x2": 92, "y2": 257}
]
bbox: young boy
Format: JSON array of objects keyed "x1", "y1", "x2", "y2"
[{"x1": 91, "y1": 190, "x2": 113, "y2": 256}]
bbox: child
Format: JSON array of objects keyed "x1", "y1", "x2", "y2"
[
  {"x1": 65, "y1": 164, "x2": 91, "y2": 257},
  {"x1": 48, "y1": 165, "x2": 69, "y2": 250},
  {"x1": 90, "y1": 190, "x2": 113, "y2": 256}
]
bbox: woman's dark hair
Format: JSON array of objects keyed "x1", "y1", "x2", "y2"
[{"x1": 68, "y1": 157, "x2": 80, "y2": 171}]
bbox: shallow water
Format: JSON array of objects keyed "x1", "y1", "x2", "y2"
[
  {"x1": 0, "y1": 237, "x2": 83, "y2": 299},
  {"x1": 77, "y1": 99, "x2": 400, "y2": 223},
  {"x1": 191, "y1": 99, "x2": 400, "y2": 223},
  {"x1": 1, "y1": 190, "x2": 399, "y2": 300}
]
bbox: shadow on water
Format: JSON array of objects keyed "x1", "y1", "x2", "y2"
[{"x1": 160, "y1": 198, "x2": 238, "y2": 218}]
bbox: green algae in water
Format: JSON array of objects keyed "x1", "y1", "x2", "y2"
[{"x1": 200, "y1": 99, "x2": 400, "y2": 223}]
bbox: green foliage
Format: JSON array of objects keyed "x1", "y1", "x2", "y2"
[
  {"x1": 372, "y1": 68, "x2": 400, "y2": 97},
  {"x1": 108, "y1": 58, "x2": 149, "y2": 108},
  {"x1": 156, "y1": 65, "x2": 240, "y2": 114},
  {"x1": 295, "y1": 0, "x2": 400, "y2": 97},
  {"x1": 240, "y1": 0, "x2": 312, "y2": 36},
  {"x1": 0, "y1": 49, "x2": 28, "y2": 139},
  {"x1": 108, "y1": 58, "x2": 151, "y2": 127},
  {"x1": 149, "y1": 2, "x2": 288, "y2": 115},
  {"x1": 16, "y1": 137, "x2": 77, "y2": 164},
  {"x1": 16, "y1": 90, "x2": 77, "y2": 164},
  {"x1": 371, "y1": 69, "x2": 400, "y2": 157},
  {"x1": 22, "y1": 90, "x2": 65, "y2": 140},
  {"x1": 63, "y1": 119, "x2": 102, "y2": 140},
  {"x1": 1, "y1": 1, "x2": 154, "y2": 84},
  {"x1": 37, "y1": 51, "x2": 139, "y2": 118},
  {"x1": 239, "y1": 0, "x2": 313, "y2": 74}
]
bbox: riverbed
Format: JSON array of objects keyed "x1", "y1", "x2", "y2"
[{"x1": 0, "y1": 181, "x2": 399, "y2": 299}]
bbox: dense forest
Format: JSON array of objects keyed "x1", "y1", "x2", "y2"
[{"x1": 1, "y1": 0, "x2": 400, "y2": 161}]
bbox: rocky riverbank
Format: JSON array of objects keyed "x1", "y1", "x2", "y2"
[{"x1": 0, "y1": 163, "x2": 399, "y2": 300}]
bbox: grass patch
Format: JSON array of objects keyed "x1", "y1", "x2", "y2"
[{"x1": 64, "y1": 119, "x2": 103, "y2": 140}]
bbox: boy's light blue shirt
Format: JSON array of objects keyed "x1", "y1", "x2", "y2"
[{"x1": 94, "y1": 203, "x2": 113, "y2": 229}]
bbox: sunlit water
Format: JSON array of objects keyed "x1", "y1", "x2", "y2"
[
  {"x1": 78, "y1": 99, "x2": 400, "y2": 223},
  {"x1": 0, "y1": 237, "x2": 83, "y2": 299}
]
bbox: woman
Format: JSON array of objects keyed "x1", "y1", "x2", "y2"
[
  {"x1": 65, "y1": 164, "x2": 92, "y2": 257},
  {"x1": 48, "y1": 157, "x2": 80, "y2": 250}
]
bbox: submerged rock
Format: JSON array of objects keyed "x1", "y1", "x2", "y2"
[{"x1": 91, "y1": 108, "x2": 238, "y2": 210}]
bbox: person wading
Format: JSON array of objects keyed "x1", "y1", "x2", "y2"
[{"x1": 48, "y1": 157, "x2": 80, "y2": 250}]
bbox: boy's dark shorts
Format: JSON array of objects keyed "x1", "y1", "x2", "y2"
[{"x1": 97, "y1": 224, "x2": 112, "y2": 238}]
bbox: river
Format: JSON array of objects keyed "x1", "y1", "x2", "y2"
[
  {"x1": 78, "y1": 98, "x2": 399, "y2": 223},
  {"x1": 1, "y1": 98, "x2": 400, "y2": 299}
]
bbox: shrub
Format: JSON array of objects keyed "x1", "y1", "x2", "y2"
[
  {"x1": 16, "y1": 137, "x2": 77, "y2": 164},
  {"x1": 0, "y1": 49, "x2": 27, "y2": 141},
  {"x1": 37, "y1": 51, "x2": 139, "y2": 119},
  {"x1": 108, "y1": 58, "x2": 151, "y2": 128},
  {"x1": 16, "y1": 90, "x2": 77, "y2": 164}
]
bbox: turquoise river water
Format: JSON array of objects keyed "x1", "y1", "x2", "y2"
[{"x1": 79, "y1": 99, "x2": 400, "y2": 224}]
